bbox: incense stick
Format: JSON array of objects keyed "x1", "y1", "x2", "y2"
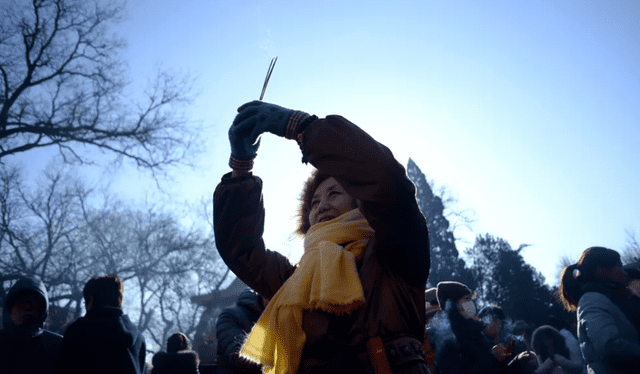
[{"x1": 260, "y1": 57, "x2": 278, "y2": 100}]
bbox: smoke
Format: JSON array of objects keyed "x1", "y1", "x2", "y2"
[
  {"x1": 427, "y1": 301, "x2": 458, "y2": 358},
  {"x1": 260, "y1": 29, "x2": 274, "y2": 52}
]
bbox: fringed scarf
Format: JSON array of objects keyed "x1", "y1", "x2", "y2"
[{"x1": 240, "y1": 208, "x2": 374, "y2": 374}]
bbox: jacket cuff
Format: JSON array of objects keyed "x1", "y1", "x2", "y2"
[
  {"x1": 229, "y1": 155, "x2": 254, "y2": 171},
  {"x1": 284, "y1": 110, "x2": 311, "y2": 140}
]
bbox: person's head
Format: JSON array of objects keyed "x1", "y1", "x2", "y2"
[
  {"x1": 436, "y1": 281, "x2": 475, "y2": 319},
  {"x1": 559, "y1": 246, "x2": 628, "y2": 312},
  {"x1": 297, "y1": 170, "x2": 358, "y2": 235},
  {"x1": 4, "y1": 277, "x2": 49, "y2": 331},
  {"x1": 167, "y1": 332, "x2": 190, "y2": 353},
  {"x1": 83, "y1": 274, "x2": 124, "y2": 310},
  {"x1": 478, "y1": 305, "x2": 505, "y2": 338},
  {"x1": 531, "y1": 325, "x2": 569, "y2": 361}
]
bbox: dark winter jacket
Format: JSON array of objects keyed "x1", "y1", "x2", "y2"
[
  {"x1": 151, "y1": 350, "x2": 200, "y2": 374},
  {"x1": 429, "y1": 307, "x2": 507, "y2": 374},
  {"x1": 214, "y1": 115, "x2": 431, "y2": 373},
  {"x1": 0, "y1": 276, "x2": 63, "y2": 374},
  {"x1": 216, "y1": 288, "x2": 265, "y2": 374},
  {"x1": 57, "y1": 305, "x2": 147, "y2": 374}
]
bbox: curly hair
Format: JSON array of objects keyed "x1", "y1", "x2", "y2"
[
  {"x1": 295, "y1": 170, "x2": 358, "y2": 235},
  {"x1": 296, "y1": 170, "x2": 331, "y2": 235}
]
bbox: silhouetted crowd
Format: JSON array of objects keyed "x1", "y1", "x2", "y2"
[
  {"x1": 0, "y1": 274, "x2": 199, "y2": 374},
  {"x1": 4, "y1": 98, "x2": 640, "y2": 374}
]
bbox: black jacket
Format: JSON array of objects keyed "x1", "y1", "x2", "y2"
[
  {"x1": 58, "y1": 306, "x2": 146, "y2": 374},
  {"x1": 216, "y1": 288, "x2": 264, "y2": 374},
  {"x1": 151, "y1": 350, "x2": 200, "y2": 374},
  {"x1": 0, "y1": 276, "x2": 63, "y2": 374},
  {"x1": 429, "y1": 307, "x2": 507, "y2": 374}
]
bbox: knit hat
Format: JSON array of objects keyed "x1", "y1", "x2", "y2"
[
  {"x1": 425, "y1": 287, "x2": 438, "y2": 306},
  {"x1": 436, "y1": 281, "x2": 472, "y2": 309}
]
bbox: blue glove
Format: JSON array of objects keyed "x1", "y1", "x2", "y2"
[
  {"x1": 233, "y1": 100, "x2": 293, "y2": 139},
  {"x1": 228, "y1": 101, "x2": 311, "y2": 170}
]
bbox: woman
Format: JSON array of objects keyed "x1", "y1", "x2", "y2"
[
  {"x1": 427, "y1": 281, "x2": 510, "y2": 374},
  {"x1": 151, "y1": 332, "x2": 200, "y2": 374},
  {"x1": 213, "y1": 101, "x2": 431, "y2": 374},
  {"x1": 559, "y1": 246, "x2": 640, "y2": 374},
  {"x1": 530, "y1": 325, "x2": 582, "y2": 374}
]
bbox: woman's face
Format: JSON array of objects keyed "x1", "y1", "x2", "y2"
[
  {"x1": 457, "y1": 294, "x2": 476, "y2": 319},
  {"x1": 484, "y1": 315, "x2": 503, "y2": 338},
  {"x1": 308, "y1": 177, "x2": 356, "y2": 227},
  {"x1": 596, "y1": 265, "x2": 631, "y2": 286}
]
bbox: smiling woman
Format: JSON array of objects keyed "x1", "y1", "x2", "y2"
[
  {"x1": 213, "y1": 101, "x2": 431, "y2": 374},
  {"x1": 302, "y1": 174, "x2": 359, "y2": 229}
]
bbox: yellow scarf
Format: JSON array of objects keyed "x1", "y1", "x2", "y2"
[{"x1": 240, "y1": 208, "x2": 374, "y2": 374}]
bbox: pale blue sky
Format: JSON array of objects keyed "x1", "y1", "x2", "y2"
[{"x1": 19, "y1": 0, "x2": 640, "y2": 286}]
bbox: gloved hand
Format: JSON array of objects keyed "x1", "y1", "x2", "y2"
[
  {"x1": 228, "y1": 101, "x2": 311, "y2": 171},
  {"x1": 231, "y1": 101, "x2": 294, "y2": 142}
]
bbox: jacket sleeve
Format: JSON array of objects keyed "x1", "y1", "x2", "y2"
[
  {"x1": 301, "y1": 115, "x2": 430, "y2": 287},
  {"x1": 216, "y1": 307, "x2": 261, "y2": 372},
  {"x1": 579, "y1": 293, "x2": 640, "y2": 368},
  {"x1": 213, "y1": 173, "x2": 296, "y2": 299}
]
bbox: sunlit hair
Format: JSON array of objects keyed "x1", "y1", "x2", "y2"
[
  {"x1": 559, "y1": 246, "x2": 622, "y2": 312},
  {"x1": 83, "y1": 274, "x2": 124, "y2": 308},
  {"x1": 167, "y1": 332, "x2": 190, "y2": 353},
  {"x1": 296, "y1": 170, "x2": 357, "y2": 235}
]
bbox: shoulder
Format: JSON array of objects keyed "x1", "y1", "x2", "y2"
[
  {"x1": 580, "y1": 291, "x2": 611, "y2": 304},
  {"x1": 41, "y1": 329, "x2": 63, "y2": 343},
  {"x1": 63, "y1": 316, "x2": 86, "y2": 336},
  {"x1": 578, "y1": 292, "x2": 617, "y2": 315}
]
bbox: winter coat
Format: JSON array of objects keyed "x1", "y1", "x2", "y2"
[
  {"x1": 58, "y1": 306, "x2": 147, "y2": 374},
  {"x1": 213, "y1": 115, "x2": 431, "y2": 374},
  {"x1": 151, "y1": 350, "x2": 200, "y2": 374},
  {"x1": 0, "y1": 276, "x2": 63, "y2": 374},
  {"x1": 558, "y1": 328, "x2": 587, "y2": 374},
  {"x1": 577, "y1": 291, "x2": 640, "y2": 374},
  {"x1": 429, "y1": 309, "x2": 508, "y2": 374},
  {"x1": 216, "y1": 288, "x2": 264, "y2": 374}
]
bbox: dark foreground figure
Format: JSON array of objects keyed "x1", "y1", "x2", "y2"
[
  {"x1": 57, "y1": 274, "x2": 147, "y2": 374},
  {"x1": 216, "y1": 288, "x2": 267, "y2": 374},
  {"x1": 152, "y1": 332, "x2": 200, "y2": 374},
  {"x1": 214, "y1": 101, "x2": 431, "y2": 373},
  {"x1": 0, "y1": 276, "x2": 63, "y2": 374}
]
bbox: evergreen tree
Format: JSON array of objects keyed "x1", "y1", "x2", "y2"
[
  {"x1": 465, "y1": 234, "x2": 566, "y2": 327},
  {"x1": 407, "y1": 158, "x2": 475, "y2": 288}
]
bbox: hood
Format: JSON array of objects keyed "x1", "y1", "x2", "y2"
[
  {"x1": 85, "y1": 306, "x2": 140, "y2": 349},
  {"x1": 2, "y1": 276, "x2": 49, "y2": 338}
]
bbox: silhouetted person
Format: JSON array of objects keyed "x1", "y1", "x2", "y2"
[
  {"x1": 0, "y1": 276, "x2": 63, "y2": 374},
  {"x1": 152, "y1": 332, "x2": 200, "y2": 374},
  {"x1": 216, "y1": 288, "x2": 266, "y2": 374},
  {"x1": 428, "y1": 281, "x2": 510, "y2": 374},
  {"x1": 58, "y1": 274, "x2": 146, "y2": 374}
]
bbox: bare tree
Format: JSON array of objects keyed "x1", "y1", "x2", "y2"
[
  {"x1": 622, "y1": 228, "x2": 640, "y2": 265},
  {"x1": 0, "y1": 0, "x2": 199, "y2": 179},
  {"x1": 0, "y1": 163, "x2": 226, "y2": 353}
]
